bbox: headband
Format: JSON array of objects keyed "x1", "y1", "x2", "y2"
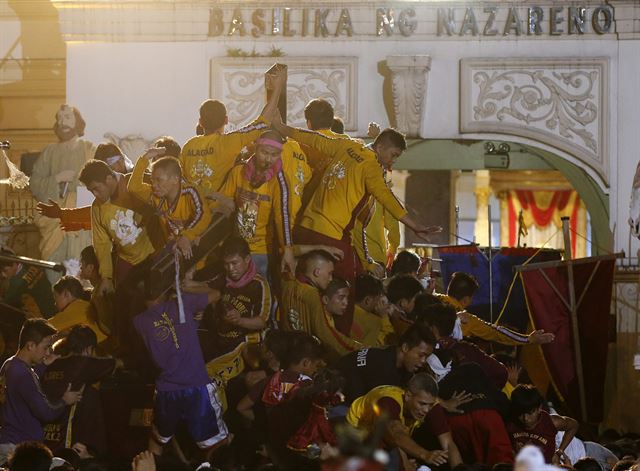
[
  {"x1": 105, "y1": 155, "x2": 122, "y2": 165},
  {"x1": 105, "y1": 154, "x2": 134, "y2": 172},
  {"x1": 255, "y1": 138, "x2": 284, "y2": 150}
]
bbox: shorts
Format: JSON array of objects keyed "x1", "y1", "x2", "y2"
[{"x1": 153, "y1": 383, "x2": 228, "y2": 449}]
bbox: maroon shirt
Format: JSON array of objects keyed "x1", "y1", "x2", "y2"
[
  {"x1": 507, "y1": 410, "x2": 558, "y2": 463},
  {"x1": 438, "y1": 337, "x2": 508, "y2": 391}
]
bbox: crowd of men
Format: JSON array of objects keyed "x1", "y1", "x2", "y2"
[{"x1": 0, "y1": 66, "x2": 638, "y2": 471}]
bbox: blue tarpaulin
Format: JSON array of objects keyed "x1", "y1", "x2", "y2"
[{"x1": 436, "y1": 245, "x2": 561, "y2": 331}]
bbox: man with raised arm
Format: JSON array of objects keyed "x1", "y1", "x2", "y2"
[
  {"x1": 269, "y1": 114, "x2": 440, "y2": 286},
  {"x1": 180, "y1": 67, "x2": 287, "y2": 196}
]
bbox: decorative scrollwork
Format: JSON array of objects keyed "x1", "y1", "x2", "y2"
[
  {"x1": 211, "y1": 58, "x2": 357, "y2": 131},
  {"x1": 473, "y1": 69, "x2": 598, "y2": 153},
  {"x1": 103, "y1": 133, "x2": 159, "y2": 160}
]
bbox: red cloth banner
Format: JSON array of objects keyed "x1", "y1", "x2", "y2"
[{"x1": 520, "y1": 257, "x2": 615, "y2": 422}]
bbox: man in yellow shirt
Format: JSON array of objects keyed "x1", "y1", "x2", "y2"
[
  {"x1": 350, "y1": 273, "x2": 394, "y2": 346},
  {"x1": 439, "y1": 272, "x2": 555, "y2": 346},
  {"x1": 299, "y1": 99, "x2": 350, "y2": 208},
  {"x1": 49, "y1": 276, "x2": 106, "y2": 344},
  {"x1": 219, "y1": 131, "x2": 298, "y2": 276},
  {"x1": 280, "y1": 250, "x2": 361, "y2": 359},
  {"x1": 78, "y1": 160, "x2": 156, "y2": 293},
  {"x1": 270, "y1": 116, "x2": 440, "y2": 325},
  {"x1": 347, "y1": 373, "x2": 448, "y2": 469},
  {"x1": 128, "y1": 149, "x2": 213, "y2": 260},
  {"x1": 179, "y1": 68, "x2": 286, "y2": 195}
]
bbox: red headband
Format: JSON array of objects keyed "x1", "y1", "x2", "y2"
[{"x1": 256, "y1": 138, "x2": 284, "y2": 150}]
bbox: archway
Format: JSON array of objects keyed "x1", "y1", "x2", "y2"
[{"x1": 394, "y1": 138, "x2": 611, "y2": 255}]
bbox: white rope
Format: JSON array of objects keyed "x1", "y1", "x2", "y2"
[{"x1": 174, "y1": 250, "x2": 186, "y2": 324}]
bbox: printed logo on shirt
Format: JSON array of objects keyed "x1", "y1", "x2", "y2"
[
  {"x1": 323, "y1": 161, "x2": 346, "y2": 190},
  {"x1": 191, "y1": 159, "x2": 214, "y2": 187},
  {"x1": 295, "y1": 164, "x2": 305, "y2": 197},
  {"x1": 346, "y1": 147, "x2": 364, "y2": 163},
  {"x1": 237, "y1": 200, "x2": 259, "y2": 240},
  {"x1": 356, "y1": 348, "x2": 369, "y2": 367},
  {"x1": 185, "y1": 146, "x2": 215, "y2": 157},
  {"x1": 512, "y1": 432, "x2": 549, "y2": 445},
  {"x1": 110, "y1": 209, "x2": 142, "y2": 246},
  {"x1": 154, "y1": 312, "x2": 180, "y2": 349},
  {"x1": 288, "y1": 308, "x2": 302, "y2": 331},
  {"x1": 44, "y1": 423, "x2": 62, "y2": 443}
]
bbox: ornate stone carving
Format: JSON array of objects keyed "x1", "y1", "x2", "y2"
[
  {"x1": 386, "y1": 55, "x2": 431, "y2": 138},
  {"x1": 460, "y1": 58, "x2": 609, "y2": 186},
  {"x1": 210, "y1": 57, "x2": 357, "y2": 131},
  {"x1": 103, "y1": 133, "x2": 159, "y2": 160}
]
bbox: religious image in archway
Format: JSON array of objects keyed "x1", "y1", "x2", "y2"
[{"x1": 501, "y1": 190, "x2": 587, "y2": 258}]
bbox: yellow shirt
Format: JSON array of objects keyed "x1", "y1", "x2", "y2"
[
  {"x1": 350, "y1": 304, "x2": 394, "y2": 347},
  {"x1": 128, "y1": 157, "x2": 213, "y2": 241},
  {"x1": 280, "y1": 277, "x2": 361, "y2": 359},
  {"x1": 179, "y1": 117, "x2": 269, "y2": 194},
  {"x1": 280, "y1": 139, "x2": 312, "y2": 227},
  {"x1": 436, "y1": 294, "x2": 530, "y2": 345},
  {"x1": 220, "y1": 162, "x2": 292, "y2": 255},
  {"x1": 290, "y1": 129, "x2": 407, "y2": 241},
  {"x1": 49, "y1": 299, "x2": 107, "y2": 343},
  {"x1": 300, "y1": 128, "x2": 350, "y2": 173},
  {"x1": 353, "y1": 200, "x2": 401, "y2": 270},
  {"x1": 347, "y1": 385, "x2": 420, "y2": 434},
  {"x1": 91, "y1": 196, "x2": 155, "y2": 280}
]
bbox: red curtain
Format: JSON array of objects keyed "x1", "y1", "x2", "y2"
[
  {"x1": 507, "y1": 190, "x2": 581, "y2": 254},
  {"x1": 520, "y1": 258, "x2": 615, "y2": 422}
]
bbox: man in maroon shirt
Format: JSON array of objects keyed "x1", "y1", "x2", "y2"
[
  {"x1": 422, "y1": 302, "x2": 513, "y2": 466},
  {"x1": 507, "y1": 384, "x2": 578, "y2": 465}
]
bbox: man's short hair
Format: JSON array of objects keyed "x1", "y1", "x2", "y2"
[
  {"x1": 413, "y1": 293, "x2": 444, "y2": 315},
  {"x1": 355, "y1": 273, "x2": 383, "y2": 303},
  {"x1": 154, "y1": 136, "x2": 181, "y2": 158},
  {"x1": 18, "y1": 319, "x2": 57, "y2": 349},
  {"x1": 53, "y1": 324, "x2": 98, "y2": 356},
  {"x1": 322, "y1": 277, "x2": 350, "y2": 299},
  {"x1": 399, "y1": 323, "x2": 436, "y2": 350},
  {"x1": 93, "y1": 143, "x2": 123, "y2": 162},
  {"x1": 447, "y1": 272, "x2": 479, "y2": 301},
  {"x1": 282, "y1": 332, "x2": 324, "y2": 369},
  {"x1": 574, "y1": 458, "x2": 603, "y2": 471},
  {"x1": 304, "y1": 99, "x2": 334, "y2": 130},
  {"x1": 421, "y1": 302, "x2": 457, "y2": 338},
  {"x1": 53, "y1": 275, "x2": 85, "y2": 300},
  {"x1": 8, "y1": 441, "x2": 53, "y2": 471},
  {"x1": 0, "y1": 246, "x2": 17, "y2": 270},
  {"x1": 331, "y1": 117, "x2": 345, "y2": 134},
  {"x1": 221, "y1": 236, "x2": 251, "y2": 259},
  {"x1": 152, "y1": 156, "x2": 182, "y2": 178},
  {"x1": 199, "y1": 100, "x2": 227, "y2": 132},
  {"x1": 387, "y1": 274, "x2": 423, "y2": 305},
  {"x1": 79, "y1": 160, "x2": 115, "y2": 186},
  {"x1": 406, "y1": 372, "x2": 438, "y2": 397},
  {"x1": 373, "y1": 128, "x2": 407, "y2": 151},
  {"x1": 80, "y1": 245, "x2": 99, "y2": 269},
  {"x1": 390, "y1": 250, "x2": 421, "y2": 276},
  {"x1": 510, "y1": 384, "x2": 545, "y2": 418},
  {"x1": 295, "y1": 250, "x2": 334, "y2": 276}
]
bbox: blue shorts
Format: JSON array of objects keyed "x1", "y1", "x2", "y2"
[{"x1": 153, "y1": 383, "x2": 228, "y2": 449}]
